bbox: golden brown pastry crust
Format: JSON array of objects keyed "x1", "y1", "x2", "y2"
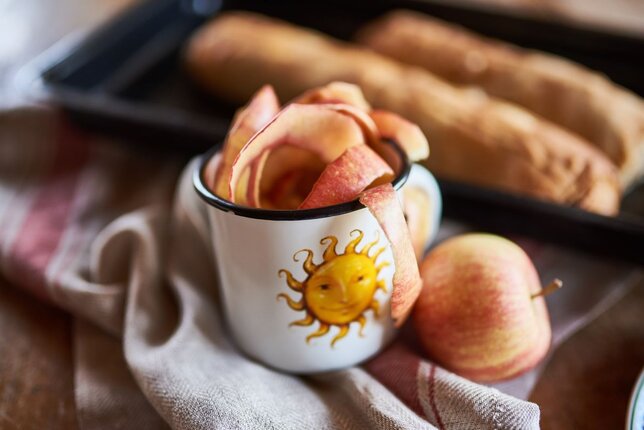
[
  {"x1": 185, "y1": 12, "x2": 620, "y2": 215},
  {"x1": 357, "y1": 10, "x2": 644, "y2": 188}
]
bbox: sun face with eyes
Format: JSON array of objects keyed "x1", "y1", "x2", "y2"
[{"x1": 278, "y1": 230, "x2": 389, "y2": 347}]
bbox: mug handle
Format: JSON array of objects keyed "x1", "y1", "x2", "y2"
[{"x1": 398, "y1": 163, "x2": 443, "y2": 257}]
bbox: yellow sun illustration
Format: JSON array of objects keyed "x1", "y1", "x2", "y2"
[{"x1": 278, "y1": 229, "x2": 389, "y2": 347}]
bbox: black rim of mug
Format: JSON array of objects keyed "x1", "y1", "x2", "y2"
[{"x1": 193, "y1": 139, "x2": 412, "y2": 220}]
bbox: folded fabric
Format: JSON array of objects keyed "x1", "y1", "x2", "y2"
[{"x1": 0, "y1": 106, "x2": 640, "y2": 429}]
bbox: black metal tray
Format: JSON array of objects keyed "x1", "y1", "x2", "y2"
[{"x1": 21, "y1": 0, "x2": 644, "y2": 263}]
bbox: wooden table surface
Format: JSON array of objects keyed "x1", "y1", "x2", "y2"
[{"x1": 0, "y1": 1, "x2": 643, "y2": 429}]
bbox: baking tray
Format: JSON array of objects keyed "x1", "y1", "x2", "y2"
[{"x1": 21, "y1": 0, "x2": 644, "y2": 263}]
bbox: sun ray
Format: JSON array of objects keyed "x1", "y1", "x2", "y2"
[
  {"x1": 371, "y1": 246, "x2": 386, "y2": 263},
  {"x1": 375, "y1": 261, "x2": 390, "y2": 272},
  {"x1": 320, "y1": 236, "x2": 338, "y2": 262},
  {"x1": 294, "y1": 249, "x2": 317, "y2": 275},
  {"x1": 331, "y1": 325, "x2": 350, "y2": 347},
  {"x1": 369, "y1": 299, "x2": 380, "y2": 318},
  {"x1": 289, "y1": 313, "x2": 315, "y2": 327},
  {"x1": 277, "y1": 293, "x2": 306, "y2": 311},
  {"x1": 345, "y1": 229, "x2": 364, "y2": 254},
  {"x1": 306, "y1": 323, "x2": 330, "y2": 343},
  {"x1": 361, "y1": 232, "x2": 381, "y2": 257},
  {"x1": 357, "y1": 315, "x2": 367, "y2": 336},
  {"x1": 376, "y1": 280, "x2": 387, "y2": 292},
  {"x1": 278, "y1": 269, "x2": 303, "y2": 291}
]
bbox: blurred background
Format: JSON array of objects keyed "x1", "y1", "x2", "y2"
[
  {"x1": 2, "y1": 0, "x2": 643, "y2": 99},
  {"x1": 446, "y1": 0, "x2": 644, "y2": 35}
]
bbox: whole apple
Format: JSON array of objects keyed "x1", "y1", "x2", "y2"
[{"x1": 413, "y1": 233, "x2": 553, "y2": 382}]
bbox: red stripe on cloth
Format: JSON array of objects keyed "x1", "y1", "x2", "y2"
[
  {"x1": 7, "y1": 118, "x2": 90, "y2": 302},
  {"x1": 364, "y1": 341, "x2": 424, "y2": 417},
  {"x1": 428, "y1": 364, "x2": 445, "y2": 430}
]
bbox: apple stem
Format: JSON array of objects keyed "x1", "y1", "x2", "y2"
[{"x1": 531, "y1": 279, "x2": 563, "y2": 300}]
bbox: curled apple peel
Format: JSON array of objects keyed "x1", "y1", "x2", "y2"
[
  {"x1": 229, "y1": 103, "x2": 366, "y2": 205},
  {"x1": 260, "y1": 146, "x2": 326, "y2": 209},
  {"x1": 209, "y1": 82, "x2": 431, "y2": 324},
  {"x1": 211, "y1": 85, "x2": 280, "y2": 200},
  {"x1": 370, "y1": 110, "x2": 430, "y2": 162},
  {"x1": 359, "y1": 184, "x2": 423, "y2": 326},
  {"x1": 299, "y1": 145, "x2": 393, "y2": 209},
  {"x1": 293, "y1": 81, "x2": 371, "y2": 111}
]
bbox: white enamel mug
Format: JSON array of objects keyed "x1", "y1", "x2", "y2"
[{"x1": 194, "y1": 145, "x2": 442, "y2": 373}]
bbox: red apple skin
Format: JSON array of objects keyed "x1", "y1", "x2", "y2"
[
  {"x1": 413, "y1": 233, "x2": 551, "y2": 382},
  {"x1": 360, "y1": 184, "x2": 423, "y2": 327},
  {"x1": 299, "y1": 144, "x2": 393, "y2": 209}
]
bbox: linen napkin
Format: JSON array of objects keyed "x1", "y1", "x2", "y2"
[{"x1": 0, "y1": 106, "x2": 640, "y2": 429}]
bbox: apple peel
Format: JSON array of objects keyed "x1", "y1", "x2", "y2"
[
  {"x1": 293, "y1": 81, "x2": 371, "y2": 111},
  {"x1": 324, "y1": 104, "x2": 381, "y2": 149},
  {"x1": 245, "y1": 151, "x2": 270, "y2": 207},
  {"x1": 229, "y1": 104, "x2": 366, "y2": 204},
  {"x1": 299, "y1": 145, "x2": 394, "y2": 209},
  {"x1": 214, "y1": 85, "x2": 280, "y2": 199},
  {"x1": 264, "y1": 168, "x2": 322, "y2": 209},
  {"x1": 359, "y1": 184, "x2": 423, "y2": 327},
  {"x1": 259, "y1": 146, "x2": 326, "y2": 208},
  {"x1": 370, "y1": 110, "x2": 430, "y2": 162}
]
